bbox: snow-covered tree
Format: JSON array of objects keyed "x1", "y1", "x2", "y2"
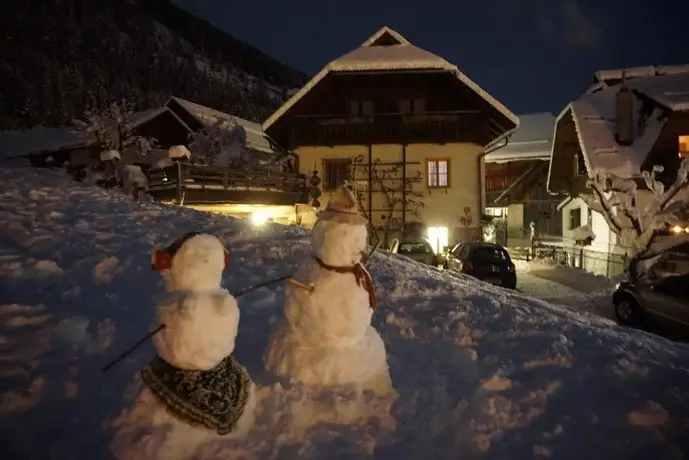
[
  {"x1": 71, "y1": 100, "x2": 155, "y2": 160},
  {"x1": 188, "y1": 118, "x2": 252, "y2": 167},
  {"x1": 581, "y1": 158, "x2": 689, "y2": 282},
  {"x1": 350, "y1": 155, "x2": 424, "y2": 246}
]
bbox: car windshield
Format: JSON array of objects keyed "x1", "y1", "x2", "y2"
[
  {"x1": 471, "y1": 246, "x2": 509, "y2": 264},
  {"x1": 399, "y1": 242, "x2": 432, "y2": 254}
]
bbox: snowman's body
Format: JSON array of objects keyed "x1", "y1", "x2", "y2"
[
  {"x1": 110, "y1": 234, "x2": 255, "y2": 460},
  {"x1": 264, "y1": 191, "x2": 392, "y2": 394}
]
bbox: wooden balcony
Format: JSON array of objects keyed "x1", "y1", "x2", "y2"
[
  {"x1": 147, "y1": 162, "x2": 310, "y2": 205},
  {"x1": 288, "y1": 111, "x2": 489, "y2": 146}
]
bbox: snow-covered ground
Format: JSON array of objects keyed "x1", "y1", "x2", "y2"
[
  {"x1": 2, "y1": 167, "x2": 689, "y2": 459},
  {"x1": 516, "y1": 260, "x2": 619, "y2": 320}
]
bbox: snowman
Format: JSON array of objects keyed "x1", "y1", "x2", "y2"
[
  {"x1": 263, "y1": 185, "x2": 393, "y2": 395},
  {"x1": 110, "y1": 232, "x2": 256, "y2": 460}
]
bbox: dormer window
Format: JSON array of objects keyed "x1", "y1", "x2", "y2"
[
  {"x1": 574, "y1": 152, "x2": 586, "y2": 176},
  {"x1": 679, "y1": 135, "x2": 689, "y2": 158}
]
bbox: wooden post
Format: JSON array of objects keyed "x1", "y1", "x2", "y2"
[{"x1": 176, "y1": 161, "x2": 182, "y2": 204}]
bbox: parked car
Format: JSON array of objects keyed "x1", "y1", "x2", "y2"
[
  {"x1": 445, "y1": 242, "x2": 517, "y2": 289},
  {"x1": 612, "y1": 273, "x2": 689, "y2": 329},
  {"x1": 388, "y1": 238, "x2": 439, "y2": 267}
]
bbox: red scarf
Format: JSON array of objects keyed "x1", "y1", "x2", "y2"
[{"x1": 313, "y1": 257, "x2": 377, "y2": 311}]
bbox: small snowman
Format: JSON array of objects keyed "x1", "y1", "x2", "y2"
[
  {"x1": 264, "y1": 185, "x2": 393, "y2": 394},
  {"x1": 110, "y1": 232, "x2": 256, "y2": 460}
]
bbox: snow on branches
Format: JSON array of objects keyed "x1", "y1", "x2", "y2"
[
  {"x1": 71, "y1": 100, "x2": 155, "y2": 160},
  {"x1": 188, "y1": 118, "x2": 251, "y2": 167},
  {"x1": 350, "y1": 155, "x2": 424, "y2": 246},
  {"x1": 581, "y1": 158, "x2": 689, "y2": 273}
]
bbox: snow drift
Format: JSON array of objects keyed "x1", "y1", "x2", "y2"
[{"x1": 2, "y1": 167, "x2": 689, "y2": 459}]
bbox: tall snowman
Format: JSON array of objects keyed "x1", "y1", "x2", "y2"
[
  {"x1": 264, "y1": 185, "x2": 393, "y2": 394},
  {"x1": 110, "y1": 232, "x2": 256, "y2": 460}
]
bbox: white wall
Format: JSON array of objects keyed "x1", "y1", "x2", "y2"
[{"x1": 560, "y1": 196, "x2": 619, "y2": 253}]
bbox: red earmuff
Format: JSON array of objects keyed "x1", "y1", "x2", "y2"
[{"x1": 151, "y1": 249, "x2": 173, "y2": 271}]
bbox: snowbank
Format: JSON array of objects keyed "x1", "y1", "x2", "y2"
[{"x1": 2, "y1": 167, "x2": 689, "y2": 459}]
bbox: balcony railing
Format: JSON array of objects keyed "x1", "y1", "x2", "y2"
[
  {"x1": 290, "y1": 111, "x2": 487, "y2": 146},
  {"x1": 147, "y1": 162, "x2": 309, "y2": 205}
]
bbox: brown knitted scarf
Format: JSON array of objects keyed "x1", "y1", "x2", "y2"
[{"x1": 314, "y1": 257, "x2": 377, "y2": 311}]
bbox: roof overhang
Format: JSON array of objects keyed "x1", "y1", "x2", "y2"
[{"x1": 263, "y1": 26, "x2": 518, "y2": 138}]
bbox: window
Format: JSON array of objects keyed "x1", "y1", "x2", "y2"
[
  {"x1": 323, "y1": 159, "x2": 351, "y2": 191},
  {"x1": 679, "y1": 135, "x2": 689, "y2": 158},
  {"x1": 412, "y1": 97, "x2": 426, "y2": 113},
  {"x1": 471, "y1": 246, "x2": 510, "y2": 264},
  {"x1": 398, "y1": 242, "x2": 434, "y2": 255},
  {"x1": 426, "y1": 159, "x2": 450, "y2": 188},
  {"x1": 397, "y1": 98, "x2": 426, "y2": 114},
  {"x1": 361, "y1": 100, "x2": 375, "y2": 117},
  {"x1": 398, "y1": 98, "x2": 411, "y2": 114},
  {"x1": 569, "y1": 207, "x2": 582, "y2": 230},
  {"x1": 348, "y1": 101, "x2": 359, "y2": 117},
  {"x1": 348, "y1": 100, "x2": 374, "y2": 117},
  {"x1": 574, "y1": 152, "x2": 586, "y2": 176}
]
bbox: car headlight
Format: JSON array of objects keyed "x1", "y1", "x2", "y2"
[{"x1": 614, "y1": 282, "x2": 621, "y2": 290}]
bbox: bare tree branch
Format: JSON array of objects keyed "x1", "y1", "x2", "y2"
[{"x1": 350, "y1": 155, "x2": 424, "y2": 245}]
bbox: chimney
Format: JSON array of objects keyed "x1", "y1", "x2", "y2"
[{"x1": 615, "y1": 75, "x2": 634, "y2": 146}]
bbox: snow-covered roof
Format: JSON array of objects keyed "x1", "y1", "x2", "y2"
[
  {"x1": 0, "y1": 127, "x2": 89, "y2": 159},
  {"x1": 485, "y1": 112, "x2": 554, "y2": 163},
  {"x1": 0, "y1": 108, "x2": 184, "y2": 160},
  {"x1": 559, "y1": 67, "x2": 689, "y2": 178},
  {"x1": 168, "y1": 97, "x2": 278, "y2": 154},
  {"x1": 263, "y1": 26, "x2": 518, "y2": 132}
]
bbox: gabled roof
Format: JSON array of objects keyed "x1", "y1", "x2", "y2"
[
  {"x1": 485, "y1": 113, "x2": 555, "y2": 163},
  {"x1": 167, "y1": 97, "x2": 280, "y2": 155},
  {"x1": 1, "y1": 108, "x2": 183, "y2": 159},
  {"x1": 551, "y1": 66, "x2": 689, "y2": 181},
  {"x1": 263, "y1": 26, "x2": 518, "y2": 133}
]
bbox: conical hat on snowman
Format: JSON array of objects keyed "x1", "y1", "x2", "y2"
[{"x1": 317, "y1": 185, "x2": 367, "y2": 226}]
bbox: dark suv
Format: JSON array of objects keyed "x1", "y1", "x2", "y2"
[
  {"x1": 612, "y1": 273, "x2": 689, "y2": 329},
  {"x1": 445, "y1": 242, "x2": 516, "y2": 289}
]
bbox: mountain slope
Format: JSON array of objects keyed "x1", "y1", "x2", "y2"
[{"x1": 0, "y1": 0, "x2": 306, "y2": 130}]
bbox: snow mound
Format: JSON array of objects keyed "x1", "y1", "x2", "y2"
[{"x1": 1, "y1": 167, "x2": 689, "y2": 459}]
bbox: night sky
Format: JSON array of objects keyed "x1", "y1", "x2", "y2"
[{"x1": 176, "y1": 0, "x2": 687, "y2": 116}]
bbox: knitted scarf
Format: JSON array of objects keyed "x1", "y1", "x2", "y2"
[
  {"x1": 314, "y1": 257, "x2": 378, "y2": 311},
  {"x1": 140, "y1": 354, "x2": 251, "y2": 435}
]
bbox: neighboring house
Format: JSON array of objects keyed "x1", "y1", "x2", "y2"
[
  {"x1": 485, "y1": 113, "x2": 562, "y2": 247},
  {"x1": 262, "y1": 25, "x2": 518, "y2": 250},
  {"x1": 1, "y1": 97, "x2": 287, "y2": 168},
  {"x1": 547, "y1": 64, "x2": 689, "y2": 275}
]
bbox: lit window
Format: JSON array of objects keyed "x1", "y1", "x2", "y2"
[
  {"x1": 427, "y1": 226, "x2": 449, "y2": 253},
  {"x1": 679, "y1": 135, "x2": 689, "y2": 158},
  {"x1": 427, "y1": 159, "x2": 450, "y2": 188}
]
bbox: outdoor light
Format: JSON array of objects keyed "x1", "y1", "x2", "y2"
[
  {"x1": 671, "y1": 225, "x2": 685, "y2": 234},
  {"x1": 251, "y1": 210, "x2": 271, "y2": 227}
]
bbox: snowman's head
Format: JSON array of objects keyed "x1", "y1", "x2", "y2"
[
  {"x1": 151, "y1": 232, "x2": 229, "y2": 292},
  {"x1": 312, "y1": 219, "x2": 368, "y2": 266},
  {"x1": 312, "y1": 185, "x2": 369, "y2": 266}
]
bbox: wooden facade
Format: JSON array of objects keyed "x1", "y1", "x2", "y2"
[
  {"x1": 641, "y1": 111, "x2": 689, "y2": 184},
  {"x1": 269, "y1": 71, "x2": 508, "y2": 150}
]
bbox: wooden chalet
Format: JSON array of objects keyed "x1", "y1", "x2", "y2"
[
  {"x1": 263, "y1": 26, "x2": 518, "y2": 248},
  {"x1": 484, "y1": 113, "x2": 562, "y2": 246}
]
